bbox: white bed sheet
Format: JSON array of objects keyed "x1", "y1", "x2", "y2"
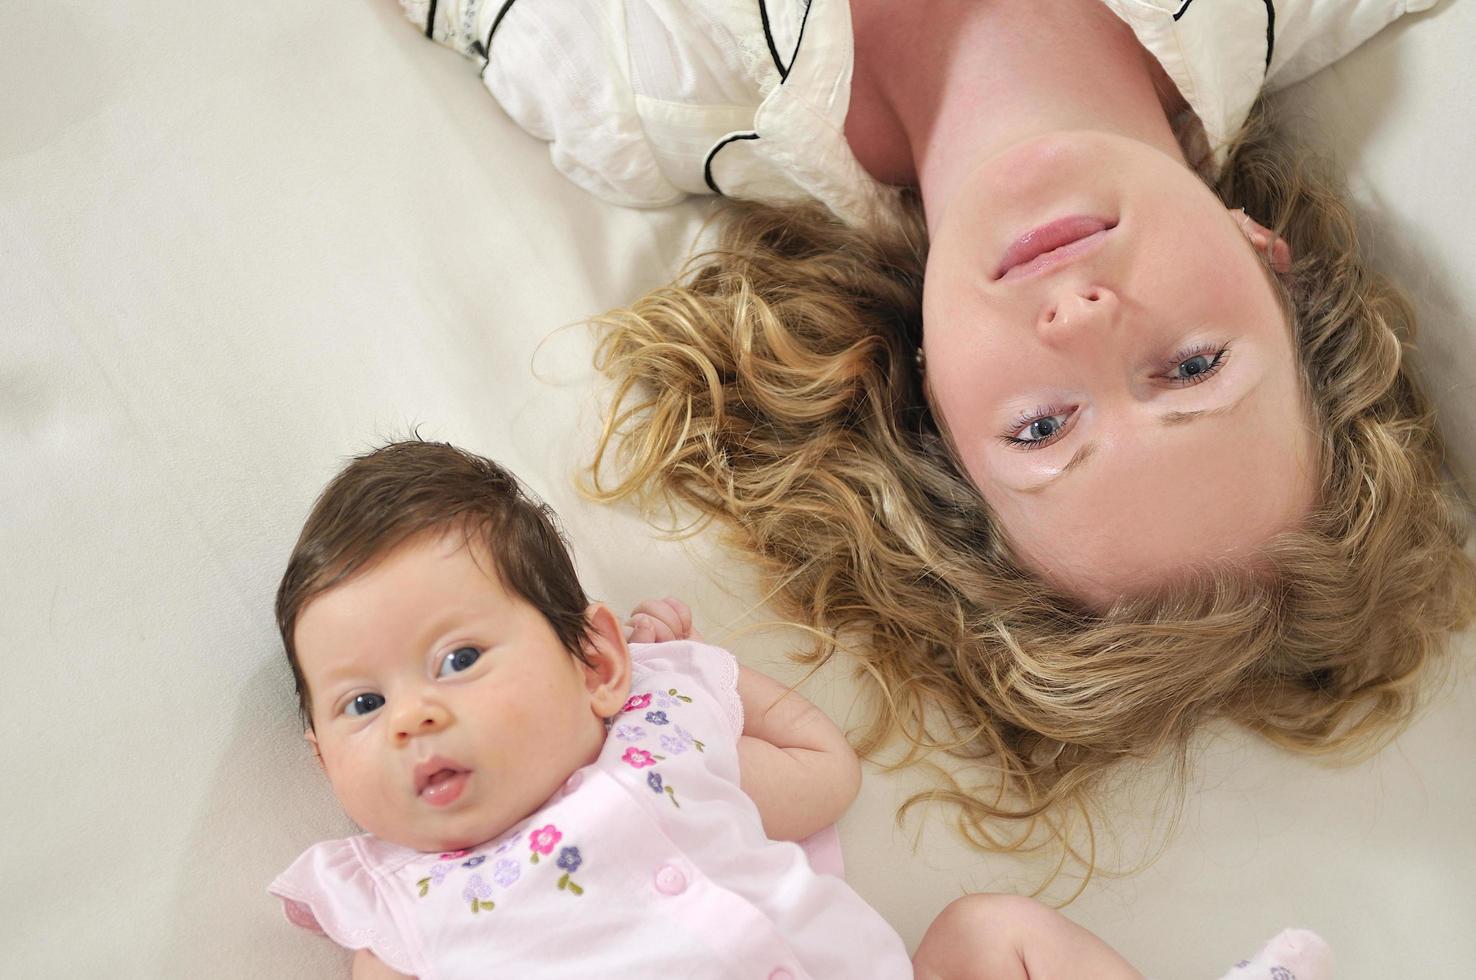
[{"x1": 2, "y1": 1, "x2": 1473, "y2": 977}]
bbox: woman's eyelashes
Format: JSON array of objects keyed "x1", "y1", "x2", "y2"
[
  {"x1": 1000, "y1": 344, "x2": 1232, "y2": 449},
  {"x1": 1163, "y1": 343, "x2": 1230, "y2": 386},
  {"x1": 1004, "y1": 407, "x2": 1076, "y2": 449}
]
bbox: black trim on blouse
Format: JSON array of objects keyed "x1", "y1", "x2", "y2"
[
  {"x1": 704, "y1": 132, "x2": 761, "y2": 195},
  {"x1": 1261, "y1": 0, "x2": 1277, "y2": 71},
  {"x1": 758, "y1": 0, "x2": 816, "y2": 81},
  {"x1": 475, "y1": 0, "x2": 520, "y2": 69},
  {"x1": 759, "y1": 1, "x2": 789, "y2": 79},
  {"x1": 1174, "y1": 0, "x2": 1276, "y2": 72},
  {"x1": 789, "y1": 0, "x2": 814, "y2": 77},
  {"x1": 709, "y1": 2, "x2": 818, "y2": 196}
]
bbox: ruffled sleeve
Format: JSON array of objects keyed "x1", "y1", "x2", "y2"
[
  {"x1": 628, "y1": 640, "x2": 744, "y2": 738},
  {"x1": 268, "y1": 837, "x2": 421, "y2": 977}
]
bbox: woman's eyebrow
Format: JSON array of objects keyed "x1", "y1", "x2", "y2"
[
  {"x1": 1158, "y1": 386, "x2": 1257, "y2": 427},
  {"x1": 1017, "y1": 442, "x2": 1099, "y2": 495}
]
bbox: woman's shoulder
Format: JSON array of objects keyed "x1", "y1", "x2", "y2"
[{"x1": 1106, "y1": 0, "x2": 1434, "y2": 160}]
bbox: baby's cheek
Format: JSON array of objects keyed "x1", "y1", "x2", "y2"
[
  {"x1": 325, "y1": 751, "x2": 387, "y2": 822},
  {"x1": 503, "y1": 698, "x2": 589, "y2": 801}
]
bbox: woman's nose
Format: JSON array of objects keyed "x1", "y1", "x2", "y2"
[
  {"x1": 1037, "y1": 284, "x2": 1120, "y2": 346},
  {"x1": 389, "y1": 697, "x2": 451, "y2": 744}
]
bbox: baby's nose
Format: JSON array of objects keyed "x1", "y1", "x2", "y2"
[{"x1": 391, "y1": 702, "x2": 450, "y2": 742}]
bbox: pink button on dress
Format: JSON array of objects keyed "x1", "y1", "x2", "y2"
[{"x1": 269, "y1": 640, "x2": 913, "y2": 979}]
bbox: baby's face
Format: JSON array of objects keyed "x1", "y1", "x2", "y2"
[{"x1": 294, "y1": 530, "x2": 612, "y2": 852}]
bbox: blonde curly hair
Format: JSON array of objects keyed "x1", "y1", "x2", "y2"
[{"x1": 587, "y1": 103, "x2": 1476, "y2": 861}]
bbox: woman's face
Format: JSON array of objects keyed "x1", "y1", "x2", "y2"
[{"x1": 922, "y1": 131, "x2": 1317, "y2": 607}]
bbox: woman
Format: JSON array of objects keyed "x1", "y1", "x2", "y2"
[{"x1": 404, "y1": 0, "x2": 1476, "y2": 846}]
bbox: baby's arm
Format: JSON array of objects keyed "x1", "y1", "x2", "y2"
[
  {"x1": 625, "y1": 598, "x2": 861, "y2": 841},
  {"x1": 353, "y1": 949, "x2": 413, "y2": 980}
]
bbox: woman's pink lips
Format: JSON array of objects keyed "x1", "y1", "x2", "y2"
[
  {"x1": 994, "y1": 216, "x2": 1116, "y2": 281},
  {"x1": 420, "y1": 769, "x2": 470, "y2": 808}
]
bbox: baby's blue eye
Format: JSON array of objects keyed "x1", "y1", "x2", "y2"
[
  {"x1": 438, "y1": 646, "x2": 482, "y2": 678},
  {"x1": 345, "y1": 693, "x2": 385, "y2": 717}
]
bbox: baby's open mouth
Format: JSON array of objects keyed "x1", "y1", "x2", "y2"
[{"x1": 414, "y1": 758, "x2": 471, "y2": 807}]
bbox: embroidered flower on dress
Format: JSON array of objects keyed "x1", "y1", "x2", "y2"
[
  {"x1": 462, "y1": 855, "x2": 486, "y2": 868},
  {"x1": 647, "y1": 769, "x2": 681, "y2": 808},
  {"x1": 661, "y1": 724, "x2": 705, "y2": 755},
  {"x1": 622, "y1": 747, "x2": 658, "y2": 769},
  {"x1": 653, "y1": 690, "x2": 680, "y2": 709},
  {"x1": 644, "y1": 710, "x2": 669, "y2": 726},
  {"x1": 439, "y1": 849, "x2": 470, "y2": 860},
  {"x1": 621, "y1": 693, "x2": 652, "y2": 712},
  {"x1": 462, "y1": 873, "x2": 495, "y2": 913},
  {"x1": 493, "y1": 858, "x2": 520, "y2": 887},
  {"x1": 529, "y1": 824, "x2": 563, "y2": 862},
  {"x1": 613, "y1": 723, "x2": 647, "y2": 742},
  {"x1": 557, "y1": 847, "x2": 583, "y2": 873},
  {"x1": 553, "y1": 844, "x2": 586, "y2": 896},
  {"x1": 416, "y1": 861, "x2": 455, "y2": 897}
]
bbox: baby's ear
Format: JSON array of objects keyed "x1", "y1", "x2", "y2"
[
  {"x1": 580, "y1": 603, "x2": 633, "y2": 718},
  {"x1": 304, "y1": 729, "x2": 325, "y2": 770}
]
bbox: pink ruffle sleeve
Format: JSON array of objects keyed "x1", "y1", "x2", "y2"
[{"x1": 268, "y1": 837, "x2": 422, "y2": 976}]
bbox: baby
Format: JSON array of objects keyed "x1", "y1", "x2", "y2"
[{"x1": 269, "y1": 439, "x2": 1329, "y2": 979}]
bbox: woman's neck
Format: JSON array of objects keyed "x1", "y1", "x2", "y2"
[{"x1": 846, "y1": 0, "x2": 1188, "y2": 229}]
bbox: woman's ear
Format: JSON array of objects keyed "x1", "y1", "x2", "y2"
[
  {"x1": 580, "y1": 603, "x2": 633, "y2": 719},
  {"x1": 1231, "y1": 207, "x2": 1292, "y2": 275}
]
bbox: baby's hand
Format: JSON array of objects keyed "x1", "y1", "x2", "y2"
[{"x1": 624, "y1": 597, "x2": 701, "y2": 644}]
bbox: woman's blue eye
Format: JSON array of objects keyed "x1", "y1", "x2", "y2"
[
  {"x1": 438, "y1": 646, "x2": 482, "y2": 678},
  {"x1": 345, "y1": 693, "x2": 385, "y2": 717},
  {"x1": 1168, "y1": 349, "x2": 1226, "y2": 384},
  {"x1": 1025, "y1": 416, "x2": 1064, "y2": 441},
  {"x1": 1007, "y1": 411, "x2": 1072, "y2": 447}
]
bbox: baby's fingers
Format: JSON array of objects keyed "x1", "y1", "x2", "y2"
[
  {"x1": 661, "y1": 597, "x2": 693, "y2": 637},
  {"x1": 625, "y1": 612, "x2": 676, "y2": 644},
  {"x1": 629, "y1": 598, "x2": 691, "y2": 639}
]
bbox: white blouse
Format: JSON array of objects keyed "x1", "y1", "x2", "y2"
[{"x1": 399, "y1": 0, "x2": 1437, "y2": 225}]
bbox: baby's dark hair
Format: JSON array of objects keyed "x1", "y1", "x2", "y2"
[{"x1": 276, "y1": 439, "x2": 593, "y2": 729}]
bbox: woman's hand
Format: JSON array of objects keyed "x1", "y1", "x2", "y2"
[{"x1": 624, "y1": 597, "x2": 702, "y2": 643}]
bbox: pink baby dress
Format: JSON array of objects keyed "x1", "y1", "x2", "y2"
[{"x1": 270, "y1": 640, "x2": 914, "y2": 979}]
